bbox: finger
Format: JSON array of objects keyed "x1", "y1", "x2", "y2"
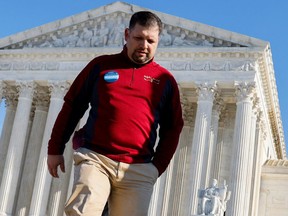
[
  {"x1": 53, "y1": 168, "x2": 59, "y2": 178},
  {"x1": 48, "y1": 167, "x2": 54, "y2": 176},
  {"x1": 48, "y1": 167, "x2": 59, "y2": 178},
  {"x1": 60, "y1": 162, "x2": 65, "y2": 173},
  {"x1": 47, "y1": 163, "x2": 56, "y2": 176}
]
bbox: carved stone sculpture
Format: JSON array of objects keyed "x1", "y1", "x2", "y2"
[{"x1": 199, "y1": 179, "x2": 231, "y2": 216}]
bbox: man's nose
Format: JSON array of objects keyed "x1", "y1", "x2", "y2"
[{"x1": 139, "y1": 40, "x2": 148, "y2": 48}]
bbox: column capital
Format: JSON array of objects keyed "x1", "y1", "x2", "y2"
[
  {"x1": 234, "y1": 81, "x2": 255, "y2": 102},
  {"x1": 212, "y1": 97, "x2": 224, "y2": 117},
  {"x1": 48, "y1": 81, "x2": 70, "y2": 99},
  {"x1": 256, "y1": 110, "x2": 267, "y2": 140},
  {"x1": 16, "y1": 80, "x2": 35, "y2": 99},
  {"x1": 196, "y1": 82, "x2": 218, "y2": 102},
  {"x1": 256, "y1": 110, "x2": 263, "y2": 125},
  {"x1": 4, "y1": 92, "x2": 18, "y2": 109},
  {"x1": 184, "y1": 102, "x2": 195, "y2": 126},
  {"x1": 252, "y1": 95, "x2": 260, "y2": 116},
  {"x1": 179, "y1": 88, "x2": 195, "y2": 126}
]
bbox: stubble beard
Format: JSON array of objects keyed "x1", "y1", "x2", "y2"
[{"x1": 131, "y1": 51, "x2": 151, "y2": 64}]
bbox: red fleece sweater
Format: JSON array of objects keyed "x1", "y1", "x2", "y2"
[{"x1": 48, "y1": 47, "x2": 183, "y2": 175}]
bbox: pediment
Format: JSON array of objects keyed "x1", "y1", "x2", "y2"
[{"x1": 0, "y1": 1, "x2": 268, "y2": 50}]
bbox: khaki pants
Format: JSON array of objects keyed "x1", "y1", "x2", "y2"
[{"x1": 65, "y1": 148, "x2": 159, "y2": 216}]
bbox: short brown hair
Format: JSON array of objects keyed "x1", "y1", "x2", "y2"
[{"x1": 129, "y1": 11, "x2": 163, "y2": 35}]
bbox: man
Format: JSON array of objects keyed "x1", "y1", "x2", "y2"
[{"x1": 47, "y1": 11, "x2": 183, "y2": 216}]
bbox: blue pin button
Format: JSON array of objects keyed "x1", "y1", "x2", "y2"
[{"x1": 104, "y1": 71, "x2": 119, "y2": 83}]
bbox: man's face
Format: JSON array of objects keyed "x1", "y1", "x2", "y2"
[{"x1": 125, "y1": 23, "x2": 160, "y2": 64}]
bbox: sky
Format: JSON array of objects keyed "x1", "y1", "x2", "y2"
[{"x1": 0, "y1": 0, "x2": 287, "y2": 151}]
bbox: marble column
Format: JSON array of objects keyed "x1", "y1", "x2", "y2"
[
  {"x1": 15, "y1": 88, "x2": 49, "y2": 216},
  {"x1": 29, "y1": 81, "x2": 68, "y2": 216},
  {"x1": 161, "y1": 156, "x2": 175, "y2": 216},
  {"x1": 0, "y1": 93, "x2": 17, "y2": 186},
  {"x1": 148, "y1": 172, "x2": 163, "y2": 216},
  {"x1": 250, "y1": 110, "x2": 263, "y2": 216},
  {"x1": 169, "y1": 94, "x2": 194, "y2": 216},
  {"x1": 226, "y1": 81, "x2": 255, "y2": 216},
  {"x1": 205, "y1": 98, "x2": 223, "y2": 186},
  {"x1": 170, "y1": 125, "x2": 191, "y2": 216},
  {"x1": 211, "y1": 118, "x2": 224, "y2": 181},
  {"x1": 244, "y1": 96, "x2": 258, "y2": 214},
  {"x1": 0, "y1": 81, "x2": 35, "y2": 216},
  {"x1": 189, "y1": 82, "x2": 216, "y2": 215}
]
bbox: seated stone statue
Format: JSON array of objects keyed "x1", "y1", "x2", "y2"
[{"x1": 199, "y1": 179, "x2": 231, "y2": 216}]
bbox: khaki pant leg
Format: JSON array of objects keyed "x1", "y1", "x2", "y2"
[
  {"x1": 109, "y1": 162, "x2": 159, "y2": 216},
  {"x1": 65, "y1": 149, "x2": 111, "y2": 216}
]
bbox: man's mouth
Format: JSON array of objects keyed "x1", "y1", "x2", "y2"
[{"x1": 137, "y1": 51, "x2": 147, "y2": 56}]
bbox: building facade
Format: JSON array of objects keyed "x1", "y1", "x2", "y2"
[{"x1": 0, "y1": 2, "x2": 287, "y2": 216}]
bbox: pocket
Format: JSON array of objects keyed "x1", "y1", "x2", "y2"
[{"x1": 73, "y1": 149, "x2": 88, "y2": 166}]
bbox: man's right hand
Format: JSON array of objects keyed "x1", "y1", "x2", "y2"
[{"x1": 47, "y1": 155, "x2": 65, "y2": 178}]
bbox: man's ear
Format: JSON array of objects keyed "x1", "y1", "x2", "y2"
[{"x1": 124, "y1": 28, "x2": 129, "y2": 41}]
